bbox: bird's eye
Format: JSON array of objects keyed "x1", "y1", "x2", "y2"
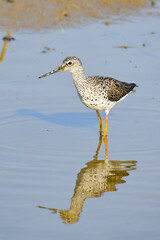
[{"x1": 67, "y1": 61, "x2": 72, "y2": 66}]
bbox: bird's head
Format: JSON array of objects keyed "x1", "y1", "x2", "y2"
[{"x1": 38, "y1": 56, "x2": 82, "y2": 79}]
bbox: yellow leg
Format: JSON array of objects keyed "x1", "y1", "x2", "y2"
[
  {"x1": 103, "y1": 135, "x2": 108, "y2": 160},
  {"x1": 93, "y1": 132, "x2": 103, "y2": 161},
  {"x1": 103, "y1": 114, "x2": 108, "y2": 137},
  {"x1": 0, "y1": 32, "x2": 13, "y2": 63},
  {"x1": 0, "y1": 41, "x2": 9, "y2": 62},
  {"x1": 96, "y1": 110, "x2": 103, "y2": 133}
]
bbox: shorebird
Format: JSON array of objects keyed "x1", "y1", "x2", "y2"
[{"x1": 38, "y1": 56, "x2": 137, "y2": 136}]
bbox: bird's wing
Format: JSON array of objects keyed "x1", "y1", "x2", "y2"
[{"x1": 104, "y1": 77, "x2": 137, "y2": 102}]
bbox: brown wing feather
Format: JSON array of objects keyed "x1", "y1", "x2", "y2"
[{"x1": 105, "y1": 78, "x2": 137, "y2": 102}]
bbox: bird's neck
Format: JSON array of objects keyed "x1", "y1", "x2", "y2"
[{"x1": 71, "y1": 67, "x2": 86, "y2": 84}]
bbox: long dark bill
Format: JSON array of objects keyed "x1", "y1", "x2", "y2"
[{"x1": 38, "y1": 66, "x2": 63, "y2": 79}]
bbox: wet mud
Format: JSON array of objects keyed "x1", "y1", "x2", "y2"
[{"x1": 0, "y1": 0, "x2": 157, "y2": 31}]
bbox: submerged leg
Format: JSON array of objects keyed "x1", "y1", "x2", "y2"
[
  {"x1": 103, "y1": 135, "x2": 108, "y2": 160},
  {"x1": 93, "y1": 132, "x2": 103, "y2": 160},
  {"x1": 96, "y1": 110, "x2": 103, "y2": 133},
  {"x1": 103, "y1": 114, "x2": 108, "y2": 137}
]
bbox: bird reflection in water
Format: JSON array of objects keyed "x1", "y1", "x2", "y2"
[{"x1": 38, "y1": 134, "x2": 136, "y2": 224}]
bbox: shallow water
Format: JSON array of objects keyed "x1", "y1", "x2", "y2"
[{"x1": 0, "y1": 8, "x2": 160, "y2": 240}]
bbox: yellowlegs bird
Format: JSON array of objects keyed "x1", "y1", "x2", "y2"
[{"x1": 38, "y1": 56, "x2": 137, "y2": 136}]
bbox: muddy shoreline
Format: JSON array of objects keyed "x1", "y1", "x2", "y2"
[{"x1": 0, "y1": 0, "x2": 157, "y2": 31}]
